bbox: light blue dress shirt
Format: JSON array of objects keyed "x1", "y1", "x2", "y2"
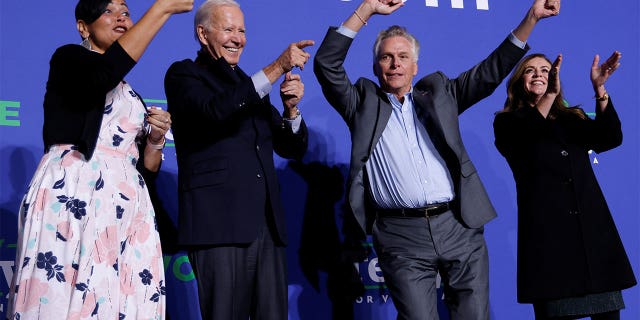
[{"x1": 366, "y1": 91, "x2": 455, "y2": 208}]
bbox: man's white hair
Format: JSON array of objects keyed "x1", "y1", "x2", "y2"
[{"x1": 193, "y1": 0, "x2": 241, "y2": 43}]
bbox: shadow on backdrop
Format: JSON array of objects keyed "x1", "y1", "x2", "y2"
[
  {"x1": 287, "y1": 128, "x2": 367, "y2": 320},
  {"x1": 0, "y1": 146, "x2": 38, "y2": 318}
]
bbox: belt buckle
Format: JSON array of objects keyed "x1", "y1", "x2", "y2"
[
  {"x1": 424, "y1": 206, "x2": 437, "y2": 218},
  {"x1": 424, "y1": 202, "x2": 446, "y2": 218}
]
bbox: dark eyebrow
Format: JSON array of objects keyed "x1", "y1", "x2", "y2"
[{"x1": 109, "y1": 1, "x2": 129, "y2": 8}]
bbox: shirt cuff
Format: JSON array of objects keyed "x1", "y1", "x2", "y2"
[
  {"x1": 252, "y1": 70, "x2": 272, "y2": 99},
  {"x1": 508, "y1": 31, "x2": 527, "y2": 49},
  {"x1": 337, "y1": 25, "x2": 357, "y2": 39},
  {"x1": 283, "y1": 114, "x2": 302, "y2": 133}
]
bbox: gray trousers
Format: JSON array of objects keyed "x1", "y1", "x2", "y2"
[{"x1": 373, "y1": 210, "x2": 489, "y2": 320}]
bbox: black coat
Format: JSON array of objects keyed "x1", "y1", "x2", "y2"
[
  {"x1": 493, "y1": 100, "x2": 636, "y2": 302},
  {"x1": 164, "y1": 50, "x2": 308, "y2": 246}
]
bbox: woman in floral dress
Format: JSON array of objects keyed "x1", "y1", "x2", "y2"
[{"x1": 7, "y1": 0, "x2": 192, "y2": 319}]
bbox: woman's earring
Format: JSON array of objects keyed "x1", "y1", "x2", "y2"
[{"x1": 80, "y1": 36, "x2": 92, "y2": 50}]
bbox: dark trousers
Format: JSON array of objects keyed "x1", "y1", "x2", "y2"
[
  {"x1": 188, "y1": 225, "x2": 287, "y2": 320},
  {"x1": 373, "y1": 211, "x2": 489, "y2": 320}
]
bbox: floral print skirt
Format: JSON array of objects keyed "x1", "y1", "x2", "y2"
[{"x1": 8, "y1": 82, "x2": 165, "y2": 319}]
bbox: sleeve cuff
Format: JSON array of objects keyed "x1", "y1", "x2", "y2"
[
  {"x1": 252, "y1": 70, "x2": 272, "y2": 99},
  {"x1": 508, "y1": 31, "x2": 527, "y2": 49},
  {"x1": 337, "y1": 25, "x2": 357, "y2": 39},
  {"x1": 283, "y1": 114, "x2": 302, "y2": 133}
]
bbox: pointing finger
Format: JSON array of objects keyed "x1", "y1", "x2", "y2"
[{"x1": 295, "y1": 40, "x2": 315, "y2": 49}]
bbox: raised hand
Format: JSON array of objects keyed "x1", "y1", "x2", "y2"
[
  {"x1": 535, "y1": 54, "x2": 562, "y2": 118},
  {"x1": 368, "y1": 0, "x2": 405, "y2": 16},
  {"x1": 531, "y1": 0, "x2": 560, "y2": 20},
  {"x1": 591, "y1": 51, "x2": 621, "y2": 89},
  {"x1": 547, "y1": 54, "x2": 562, "y2": 95}
]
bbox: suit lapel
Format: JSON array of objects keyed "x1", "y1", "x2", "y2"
[
  {"x1": 414, "y1": 90, "x2": 443, "y2": 135},
  {"x1": 413, "y1": 89, "x2": 450, "y2": 153},
  {"x1": 370, "y1": 88, "x2": 393, "y2": 155}
]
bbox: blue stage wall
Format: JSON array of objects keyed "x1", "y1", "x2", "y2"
[{"x1": 1, "y1": 1, "x2": 638, "y2": 319}]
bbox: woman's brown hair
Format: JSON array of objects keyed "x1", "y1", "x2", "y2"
[{"x1": 500, "y1": 53, "x2": 586, "y2": 120}]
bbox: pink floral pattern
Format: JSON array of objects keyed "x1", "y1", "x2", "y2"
[{"x1": 8, "y1": 82, "x2": 165, "y2": 319}]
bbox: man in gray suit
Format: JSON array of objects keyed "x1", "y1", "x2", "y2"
[{"x1": 314, "y1": 0, "x2": 560, "y2": 318}]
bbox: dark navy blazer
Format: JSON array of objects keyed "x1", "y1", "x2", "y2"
[{"x1": 165, "y1": 50, "x2": 308, "y2": 246}]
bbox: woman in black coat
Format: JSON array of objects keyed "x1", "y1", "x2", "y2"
[{"x1": 493, "y1": 52, "x2": 636, "y2": 320}]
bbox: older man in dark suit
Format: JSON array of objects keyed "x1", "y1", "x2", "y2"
[
  {"x1": 314, "y1": 0, "x2": 560, "y2": 318},
  {"x1": 164, "y1": 0, "x2": 313, "y2": 319}
]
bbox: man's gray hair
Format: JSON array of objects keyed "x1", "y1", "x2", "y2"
[
  {"x1": 194, "y1": 0, "x2": 240, "y2": 43},
  {"x1": 372, "y1": 25, "x2": 420, "y2": 62}
]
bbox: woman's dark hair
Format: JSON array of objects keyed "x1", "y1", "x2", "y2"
[
  {"x1": 75, "y1": 0, "x2": 110, "y2": 24},
  {"x1": 500, "y1": 53, "x2": 587, "y2": 120}
]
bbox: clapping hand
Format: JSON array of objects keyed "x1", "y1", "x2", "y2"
[
  {"x1": 591, "y1": 51, "x2": 621, "y2": 89},
  {"x1": 547, "y1": 54, "x2": 562, "y2": 96}
]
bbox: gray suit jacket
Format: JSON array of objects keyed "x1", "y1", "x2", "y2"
[{"x1": 314, "y1": 27, "x2": 528, "y2": 237}]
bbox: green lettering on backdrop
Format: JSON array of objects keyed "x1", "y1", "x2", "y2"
[
  {"x1": 173, "y1": 255, "x2": 195, "y2": 282},
  {"x1": 0, "y1": 101, "x2": 20, "y2": 126}
]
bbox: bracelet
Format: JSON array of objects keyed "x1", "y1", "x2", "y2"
[
  {"x1": 354, "y1": 10, "x2": 368, "y2": 26},
  {"x1": 147, "y1": 136, "x2": 165, "y2": 150},
  {"x1": 595, "y1": 91, "x2": 609, "y2": 102}
]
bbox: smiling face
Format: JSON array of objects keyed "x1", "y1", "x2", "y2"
[
  {"x1": 198, "y1": 5, "x2": 246, "y2": 67},
  {"x1": 373, "y1": 36, "x2": 418, "y2": 99},
  {"x1": 77, "y1": 1, "x2": 132, "y2": 53},
  {"x1": 521, "y1": 56, "x2": 552, "y2": 103}
]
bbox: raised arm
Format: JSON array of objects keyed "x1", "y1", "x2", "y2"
[{"x1": 512, "y1": 0, "x2": 560, "y2": 43}]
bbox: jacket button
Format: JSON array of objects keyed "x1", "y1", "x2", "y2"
[
  {"x1": 257, "y1": 174, "x2": 261, "y2": 179},
  {"x1": 561, "y1": 150, "x2": 569, "y2": 156},
  {"x1": 256, "y1": 145, "x2": 260, "y2": 151}
]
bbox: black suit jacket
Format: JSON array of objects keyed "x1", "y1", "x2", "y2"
[
  {"x1": 165, "y1": 50, "x2": 308, "y2": 246},
  {"x1": 314, "y1": 27, "x2": 527, "y2": 237}
]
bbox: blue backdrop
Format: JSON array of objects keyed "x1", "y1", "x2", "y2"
[{"x1": 1, "y1": 1, "x2": 638, "y2": 319}]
